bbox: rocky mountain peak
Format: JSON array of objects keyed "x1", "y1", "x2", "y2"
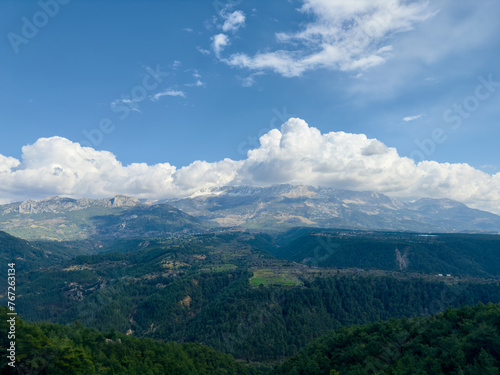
[
  {"x1": 2, "y1": 195, "x2": 142, "y2": 215},
  {"x1": 110, "y1": 195, "x2": 141, "y2": 207},
  {"x1": 166, "y1": 184, "x2": 500, "y2": 232}
]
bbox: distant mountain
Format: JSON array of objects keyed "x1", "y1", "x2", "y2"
[
  {"x1": 0, "y1": 195, "x2": 210, "y2": 241},
  {"x1": 0, "y1": 194, "x2": 142, "y2": 215},
  {"x1": 166, "y1": 185, "x2": 500, "y2": 233},
  {"x1": 2, "y1": 185, "x2": 500, "y2": 241}
]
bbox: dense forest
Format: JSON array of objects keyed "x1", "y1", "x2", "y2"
[
  {"x1": 0, "y1": 307, "x2": 260, "y2": 375},
  {"x1": 2, "y1": 229, "x2": 500, "y2": 370},
  {"x1": 16, "y1": 267, "x2": 500, "y2": 361},
  {"x1": 2, "y1": 303, "x2": 499, "y2": 374},
  {"x1": 275, "y1": 229, "x2": 500, "y2": 277},
  {"x1": 4, "y1": 231, "x2": 500, "y2": 362},
  {"x1": 0, "y1": 230, "x2": 96, "y2": 272},
  {"x1": 270, "y1": 302, "x2": 500, "y2": 375}
]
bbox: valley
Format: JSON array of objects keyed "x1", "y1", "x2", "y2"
[
  {"x1": 4, "y1": 1, "x2": 499, "y2": 373},
  {"x1": 1, "y1": 191, "x2": 499, "y2": 373}
]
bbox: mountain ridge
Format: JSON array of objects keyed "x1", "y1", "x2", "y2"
[
  {"x1": 165, "y1": 184, "x2": 500, "y2": 233},
  {"x1": 2, "y1": 185, "x2": 500, "y2": 240},
  {"x1": 0, "y1": 194, "x2": 141, "y2": 215},
  {"x1": 0, "y1": 196, "x2": 209, "y2": 241}
]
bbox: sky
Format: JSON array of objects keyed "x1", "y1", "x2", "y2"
[{"x1": 1, "y1": 0, "x2": 500, "y2": 214}]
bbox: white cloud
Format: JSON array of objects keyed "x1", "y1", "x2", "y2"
[
  {"x1": 240, "y1": 72, "x2": 265, "y2": 87},
  {"x1": 403, "y1": 114, "x2": 424, "y2": 122},
  {"x1": 151, "y1": 89, "x2": 186, "y2": 101},
  {"x1": 0, "y1": 155, "x2": 20, "y2": 173},
  {"x1": 205, "y1": 8, "x2": 245, "y2": 61},
  {"x1": 185, "y1": 72, "x2": 205, "y2": 87},
  {"x1": 2, "y1": 119, "x2": 500, "y2": 215},
  {"x1": 110, "y1": 98, "x2": 142, "y2": 113},
  {"x1": 344, "y1": 1, "x2": 500, "y2": 98},
  {"x1": 212, "y1": 33, "x2": 229, "y2": 57},
  {"x1": 241, "y1": 75, "x2": 256, "y2": 88},
  {"x1": 222, "y1": 0, "x2": 435, "y2": 76},
  {"x1": 197, "y1": 46, "x2": 211, "y2": 55},
  {"x1": 185, "y1": 80, "x2": 204, "y2": 87},
  {"x1": 221, "y1": 10, "x2": 246, "y2": 32},
  {"x1": 0, "y1": 136, "x2": 240, "y2": 202},
  {"x1": 481, "y1": 164, "x2": 498, "y2": 171}
]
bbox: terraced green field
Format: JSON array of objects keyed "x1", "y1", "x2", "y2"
[{"x1": 250, "y1": 267, "x2": 304, "y2": 286}]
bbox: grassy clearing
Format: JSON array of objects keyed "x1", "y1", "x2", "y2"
[
  {"x1": 250, "y1": 268, "x2": 303, "y2": 287},
  {"x1": 199, "y1": 264, "x2": 238, "y2": 273}
]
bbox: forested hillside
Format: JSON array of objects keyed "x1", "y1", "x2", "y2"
[
  {"x1": 3, "y1": 303, "x2": 499, "y2": 374},
  {"x1": 0, "y1": 230, "x2": 95, "y2": 271},
  {"x1": 275, "y1": 229, "x2": 500, "y2": 277},
  {"x1": 271, "y1": 302, "x2": 500, "y2": 375},
  {"x1": 9, "y1": 231, "x2": 500, "y2": 361},
  {"x1": 2, "y1": 229, "x2": 500, "y2": 366},
  {"x1": 0, "y1": 307, "x2": 259, "y2": 375}
]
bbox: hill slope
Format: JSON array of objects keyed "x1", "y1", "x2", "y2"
[
  {"x1": 0, "y1": 307, "x2": 258, "y2": 375},
  {"x1": 274, "y1": 228, "x2": 500, "y2": 278},
  {"x1": 0, "y1": 230, "x2": 95, "y2": 271},
  {"x1": 10, "y1": 231, "x2": 500, "y2": 362},
  {"x1": 271, "y1": 302, "x2": 500, "y2": 375}
]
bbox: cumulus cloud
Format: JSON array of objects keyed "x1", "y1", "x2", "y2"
[
  {"x1": 2, "y1": 119, "x2": 500, "y2": 215},
  {"x1": 0, "y1": 136, "x2": 240, "y2": 201},
  {"x1": 222, "y1": 0, "x2": 435, "y2": 76},
  {"x1": 0, "y1": 155, "x2": 20, "y2": 174},
  {"x1": 212, "y1": 33, "x2": 229, "y2": 57}
]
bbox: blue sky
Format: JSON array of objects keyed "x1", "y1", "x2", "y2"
[{"x1": 1, "y1": 0, "x2": 500, "y2": 213}]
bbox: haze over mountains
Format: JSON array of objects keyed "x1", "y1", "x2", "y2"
[{"x1": 1, "y1": 184, "x2": 500, "y2": 241}]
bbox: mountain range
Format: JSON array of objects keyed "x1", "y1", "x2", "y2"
[
  {"x1": 2, "y1": 186, "x2": 500, "y2": 369},
  {"x1": 0, "y1": 195, "x2": 208, "y2": 241},
  {"x1": 166, "y1": 184, "x2": 500, "y2": 233},
  {"x1": 1, "y1": 185, "x2": 500, "y2": 241}
]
